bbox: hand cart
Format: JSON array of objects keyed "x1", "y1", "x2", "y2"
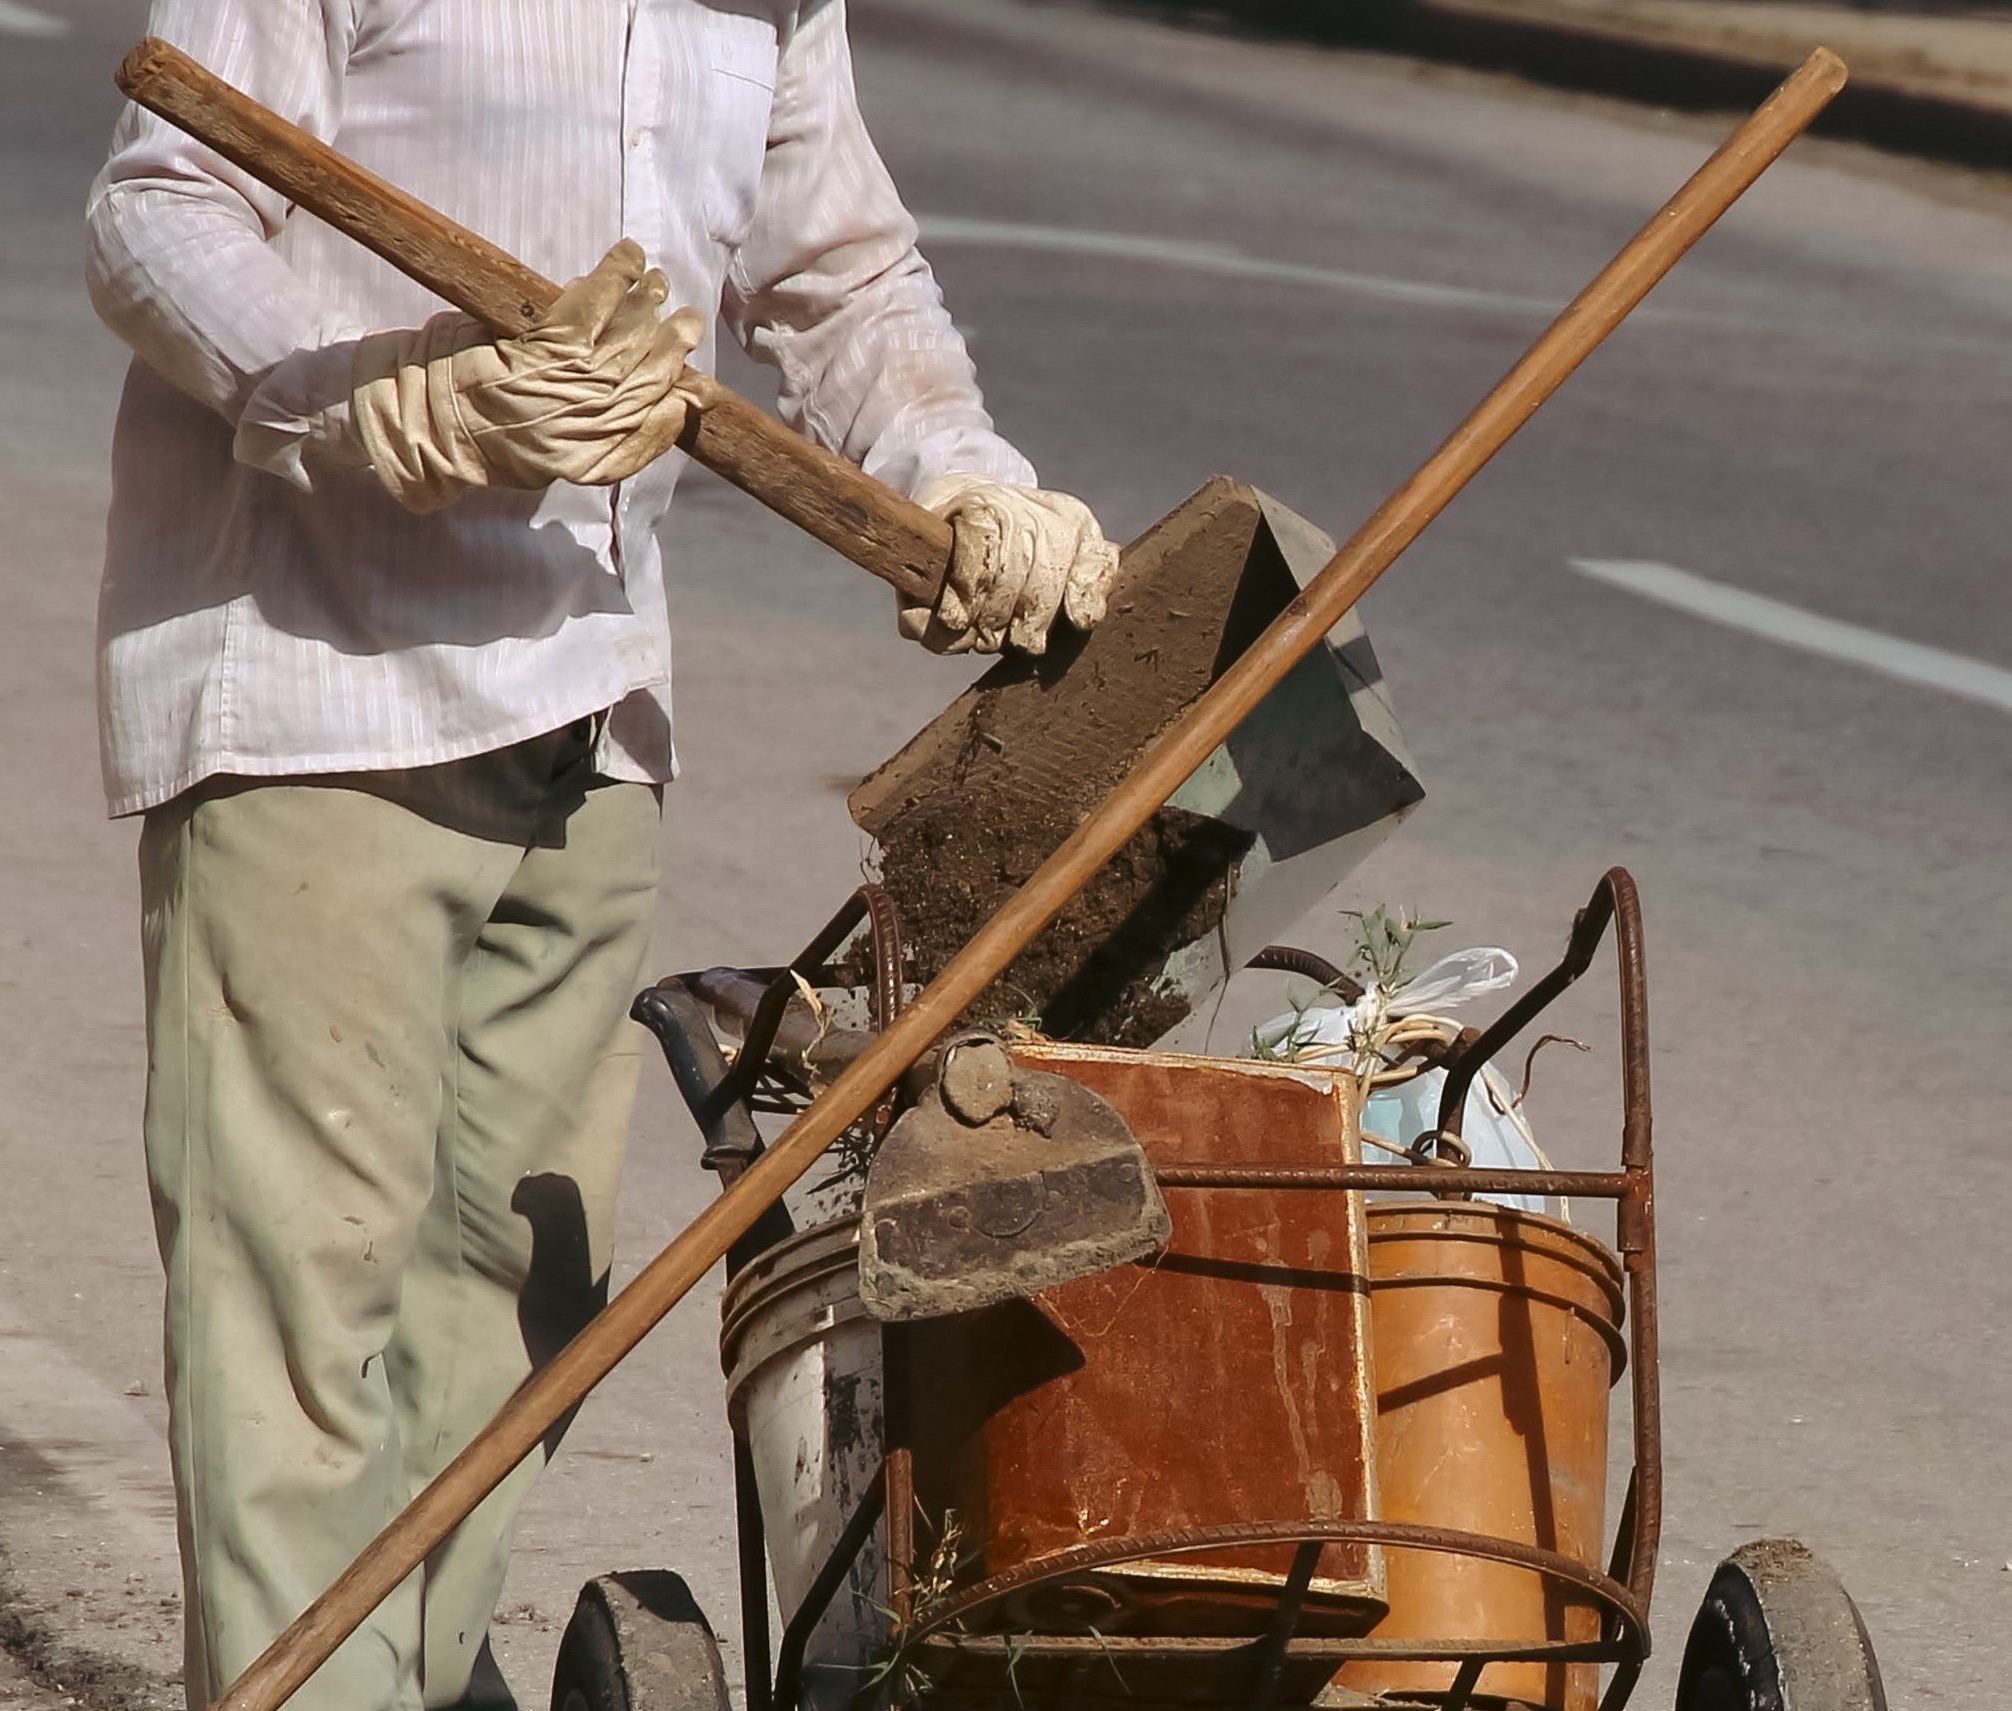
[{"x1": 552, "y1": 871, "x2": 1886, "y2": 1711}]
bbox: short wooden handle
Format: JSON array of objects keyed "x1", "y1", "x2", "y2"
[{"x1": 114, "y1": 36, "x2": 955, "y2": 605}]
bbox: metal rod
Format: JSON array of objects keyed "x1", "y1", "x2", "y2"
[
  {"x1": 1609, "y1": 871, "x2": 1664, "y2": 1612},
  {"x1": 920, "y1": 1635, "x2": 1625, "y2": 1664},
  {"x1": 1432, "y1": 870, "x2": 1622, "y2": 1145},
  {"x1": 733, "y1": 1436, "x2": 775, "y2": 1711},
  {"x1": 723, "y1": 891, "x2": 875, "y2": 1109},
  {"x1": 194, "y1": 55, "x2": 1842, "y2": 1711},
  {"x1": 1248, "y1": 944, "x2": 1362, "y2": 1001},
  {"x1": 882, "y1": 1327, "x2": 916, "y2": 1629},
  {"x1": 910, "y1": 1518, "x2": 1648, "y2": 1646},
  {"x1": 1600, "y1": 1656, "x2": 1646, "y2": 1711},
  {"x1": 1153, "y1": 1165, "x2": 1632, "y2": 1196},
  {"x1": 1440, "y1": 1657, "x2": 1487, "y2": 1711},
  {"x1": 1243, "y1": 1542, "x2": 1323, "y2": 1711},
  {"x1": 1603, "y1": 1468, "x2": 1641, "y2": 1644},
  {"x1": 629, "y1": 979, "x2": 796, "y2": 1274},
  {"x1": 772, "y1": 1468, "x2": 887, "y2": 1711},
  {"x1": 1423, "y1": 867, "x2": 1665, "y2": 1624}
]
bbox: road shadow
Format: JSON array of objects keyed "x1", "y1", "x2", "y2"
[{"x1": 1089, "y1": 0, "x2": 2012, "y2": 173}]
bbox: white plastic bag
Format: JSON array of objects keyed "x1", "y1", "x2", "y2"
[
  {"x1": 1253, "y1": 945, "x2": 1565, "y2": 1220},
  {"x1": 1358, "y1": 1064, "x2": 1564, "y2": 1220},
  {"x1": 1252, "y1": 946, "x2": 1518, "y2": 1062}
]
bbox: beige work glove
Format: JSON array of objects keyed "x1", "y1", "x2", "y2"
[
  {"x1": 351, "y1": 240, "x2": 703, "y2": 514},
  {"x1": 900, "y1": 473, "x2": 1122, "y2": 656}
]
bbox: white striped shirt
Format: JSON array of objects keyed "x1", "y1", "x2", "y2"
[{"x1": 86, "y1": 0, "x2": 1034, "y2": 817}]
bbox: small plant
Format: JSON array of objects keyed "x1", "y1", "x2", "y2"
[
  {"x1": 968, "y1": 983, "x2": 1045, "y2": 1041},
  {"x1": 1250, "y1": 995, "x2": 1321, "y2": 1063},
  {"x1": 908, "y1": 1510, "x2": 966, "y2": 1624},
  {"x1": 1252, "y1": 906, "x2": 1451, "y2": 1072},
  {"x1": 853, "y1": 1510, "x2": 970, "y2": 1709},
  {"x1": 807, "y1": 1119, "x2": 880, "y2": 1213},
  {"x1": 1341, "y1": 904, "x2": 1451, "y2": 996}
]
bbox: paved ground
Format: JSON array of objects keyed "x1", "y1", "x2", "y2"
[
  {"x1": 0, "y1": 1650, "x2": 71, "y2": 1711},
  {"x1": 3, "y1": 0, "x2": 2010, "y2": 1709}
]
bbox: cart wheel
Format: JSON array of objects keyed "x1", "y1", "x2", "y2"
[
  {"x1": 551, "y1": 1572, "x2": 731, "y2": 1711},
  {"x1": 1675, "y1": 1538, "x2": 1887, "y2": 1710}
]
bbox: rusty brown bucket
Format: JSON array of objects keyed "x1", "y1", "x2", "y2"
[
  {"x1": 1339, "y1": 1203, "x2": 1626, "y2": 1711},
  {"x1": 895, "y1": 1045, "x2": 1386, "y2": 1665}
]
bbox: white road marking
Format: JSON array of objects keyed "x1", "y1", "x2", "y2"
[
  {"x1": 912, "y1": 217, "x2": 2012, "y2": 356},
  {"x1": 916, "y1": 214, "x2": 1572, "y2": 317},
  {"x1": 1570, "y1": 558, "x2": 2012, "y2": 715},
  {"x1": 0, "y1": 1, "x2": 67, "y2": 37}
]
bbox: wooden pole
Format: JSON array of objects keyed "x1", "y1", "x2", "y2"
[{"x1": 192, "y1": 46, "x2": 1845, "y2": 1711}]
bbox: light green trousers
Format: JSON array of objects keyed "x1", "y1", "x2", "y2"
[{"x1": 139, "y1": 726, "x2": 660, "y2": 1711}]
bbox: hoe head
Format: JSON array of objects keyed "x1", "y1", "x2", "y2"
[
  {"x1": 856, "y1": 1037, "x2": 1172, "y2": 1321},
  {"x1": 850, "y1": 478, "x2": 1424, "y2": 1048}
]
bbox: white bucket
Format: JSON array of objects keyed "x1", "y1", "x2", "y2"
[{"x1": 719, "y1": 1219, "x2": 885, "y2": 1706}]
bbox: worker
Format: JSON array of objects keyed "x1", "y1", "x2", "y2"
[{"x1": 83, "y1": 6, "x2": 1119, "y2": 1711}]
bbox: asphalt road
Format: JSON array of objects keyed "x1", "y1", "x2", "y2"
[{"x1": 2, "y1": 1, "x2": 2008, "y2": 1708}]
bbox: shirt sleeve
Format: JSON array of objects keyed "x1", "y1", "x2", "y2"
[
  {"x1": 84, "y1": 0, "x2": 369, "y2": 492},
  {"x1": 720, "y1": 0, "x2": 1038, "y2": 499}
]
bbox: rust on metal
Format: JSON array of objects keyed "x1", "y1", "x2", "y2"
[
  {"x1": 872, "y1": 867, "x2": 1661, "y2": 1711},
  {"x1": 1422, "y1": 866, "x2": 1661, "y2": 1609},
  {"x1": 662, "y1": 868, "x2": 1663, "y2": 1711},
  {"x1": 923, "y1": 1633, "x2": 1627, "y2": 1662},
  {"x1": 891, "y1": 1048, "x2": 1385, "y2": 1684},
  {"x1": 905, "y1": 1519, "x2": 1647, "y2": 1651},
  {"x1": 1152, "y1": 1164, "x2": 1633, "y2": 1197}
]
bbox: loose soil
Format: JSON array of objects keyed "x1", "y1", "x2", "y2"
[
  {"x1": 875, "y1": 798, "x2": 1253, "y2": 1046},
  {"x1": 852, "y1": 478, "x2": 1291, "y2": 1048}
]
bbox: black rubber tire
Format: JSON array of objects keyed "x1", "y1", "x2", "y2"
[
  {"x1": 551, "y1": 1572, "x2": 732, "y2": 1711},
  {"x1": 1675, "y1": 1538, "x2": 1887, "y2": 1711}
]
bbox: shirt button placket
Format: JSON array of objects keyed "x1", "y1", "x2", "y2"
[{"x1": 613, "y1": 0, "x2": 651, "y2": 565}]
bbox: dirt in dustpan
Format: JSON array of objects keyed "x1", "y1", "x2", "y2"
[
  {"x1": 854, "y1": 478, "x2": 1287, "y2": 1047},
  {"x1": 875, "y1": 800, "x2": 1253, "y2": 1045}
]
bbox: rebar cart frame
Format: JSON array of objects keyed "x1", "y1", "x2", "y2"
[{"x1": 633, "y1": 867, "x2": 1660, "y2": 1711}]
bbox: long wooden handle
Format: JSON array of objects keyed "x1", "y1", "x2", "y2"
[
  {"x1": 114, "y1": 35, "x2": 956, "y2": 606},
  {"x1": 198, "y1": 46, "x2": 1845, "y2": 1711}
]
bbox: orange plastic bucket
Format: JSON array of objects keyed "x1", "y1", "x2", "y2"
[{"x1": 1339, "y1": 1203, "x2": 1625, "y2": 1711}]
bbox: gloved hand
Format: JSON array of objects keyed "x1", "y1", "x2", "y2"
[
  {"x1": 351, "y1": 240, "x2": 703, "y2": 514},
  {"x1": 900, "y1": 473, "x2": 1122, "y2": 656}
]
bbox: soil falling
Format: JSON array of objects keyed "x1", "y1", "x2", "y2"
[
  {"x1": 852, "y1": 479, "x2": 1291, "y2": 1047},
  {"x1": 875, "y1": 798, "x2": 1253, "y2": 1047}
]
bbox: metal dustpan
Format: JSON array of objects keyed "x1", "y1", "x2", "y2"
[{"x1": 849, "y1": 479, "x2": 1425, "y2": 1047}]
